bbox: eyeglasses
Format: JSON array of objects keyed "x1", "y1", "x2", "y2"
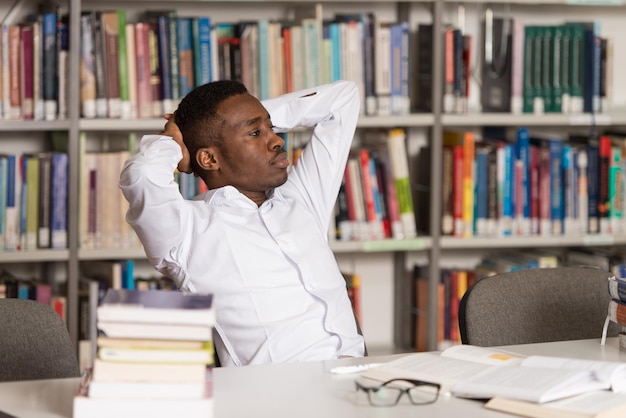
[{"x1": 355, "y1": 378, "x2": 441, "y2": 407}]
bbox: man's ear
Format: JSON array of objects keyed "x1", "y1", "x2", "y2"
[{"x1": 196, "y1": 147, "x2": 219, "y2": 171}]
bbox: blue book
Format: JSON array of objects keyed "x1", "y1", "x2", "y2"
[
  {"x1": 389, "y1": 21, "x2": 410, "y2": 115},
  {"x1": 42, "y1": 12, "x2": 58, "y2": 121},
  {"x1": 148, "y1": 14, "x2": 173, "y2": 107},
  {"x1": 587, "y1": 140, "x2": 599, "y2": 234},
  {"x1": 192, "y1": 16, "x2": 212, "y2": 87},
  {"x1": 5, "y1": 155, "x2": 20, "y2": 251},
  {"x1": 475, "y1": 147, "x2": 489, "y2": 236},
  {"x1": 329, "y1": 22, "x2": 342, "y2": 82},
  {"x1": 516, "y1": 128, "x2": 531, "y2": 235},
  {"x1": 549, "y1": 139, "x2": 564, "y2": 235},
  {"x1": 50, "y1": 152, "x2": 68, "y2": 249},
  {"x1": 122, "y1": 260, "x2": 135, "y2": 290},
  {"x1": 0, "y1": 156, "x2": 6, "y2": 250},
  {"x1": 502, "y1": 142, "x2": 514, "y2": 236}
]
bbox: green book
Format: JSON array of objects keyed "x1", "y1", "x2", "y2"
[{"x1": 522, "y1": 25, "x2": 537, "y2": 114}]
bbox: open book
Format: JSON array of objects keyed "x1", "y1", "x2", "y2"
[
  {"x1": 359, "y1": 345, "x2": 626, "y2": 404},
  {"x1": 485, "y1": 391, "x2": 626, "y2": 418}
]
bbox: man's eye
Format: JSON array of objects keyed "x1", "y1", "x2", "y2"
[{"x1": 250, "y1": 130, "x2": 260, "y2": 136}]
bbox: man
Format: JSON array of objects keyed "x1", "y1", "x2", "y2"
[{"x1": 119, "y1": 80, "x2": 365, "y2": 366}]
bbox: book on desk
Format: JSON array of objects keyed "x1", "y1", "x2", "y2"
[
  {"x1": 359, "y1": 344, "x2": 626, "y2": 413},
  {"x1": 73, "y1": 288, "x2": 216, "y2": 418}
]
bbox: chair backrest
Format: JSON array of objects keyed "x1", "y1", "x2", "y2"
[
  {"x1": 0, "y1": 298, "x2": 80, "y2": 381},
  {"x1": 458, "y1": 267, "x2": 622, "y2": 347}
]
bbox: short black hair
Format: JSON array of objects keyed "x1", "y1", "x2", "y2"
[{"x1": 175, "y1": 80, "x2": 249, "y2": 174}]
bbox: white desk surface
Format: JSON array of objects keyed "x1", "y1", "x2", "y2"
[{"x1": 1, "y1": 337, "x2": 624, "y2": 418}]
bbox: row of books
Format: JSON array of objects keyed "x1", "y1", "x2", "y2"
[
  {"x1": 74, "y1": 9, "x2": 412, "y2": 120},
  {"x1": 0, "y1": 270, "x2": 67, "y2": 321},
  {"x1": 79, "y1": 143, "x2": 140, "y2": 250},
  {"x1": 406, "y1": 17, "x2": 612, "y2": 116},
  {"x1": 335, "y1": 129, "x2": 417, "y2": 241},
  {"x1": 410, "y1": 247, "x2": 625, "y2": 351},
  {"x1": 74, "y1": 288, "x2": 215, "y2": 418},
  {"x1": 0, "y1": 151, "x2": 68, "y2": 252},
  {"x1": 0, "y1": 6, "x2": 69, "y2": 121},
  {"x1": 429, "y1": 128, "x2": 626, "y2": 238}
]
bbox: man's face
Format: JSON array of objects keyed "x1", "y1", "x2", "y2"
[{"x1": 213, "y1": 93, "x2": 289, "y2": 195}]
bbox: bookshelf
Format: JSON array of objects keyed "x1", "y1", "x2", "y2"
[{"x1": 3, "y1": 0, "x2": 626, "y2": 354}]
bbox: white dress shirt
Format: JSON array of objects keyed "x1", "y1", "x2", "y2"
[{"x1": 119, "y1": 80, "x2": 365, "y2": 366}]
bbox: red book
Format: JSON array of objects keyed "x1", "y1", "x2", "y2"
[
  {"x1": 20, "y1": 24, "x2": 34, "y2": 120},
  {"x1": 529, "y1": 144, "x2": 540, "y2": 235},
  {"x1": 359, "y1": 149, "x2": 378, "y2": 239}
]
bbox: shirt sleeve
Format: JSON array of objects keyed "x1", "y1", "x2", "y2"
[
  {"x1": 263, "y1": 80, "x2": 360, "y2": 229},
  {"x1": 118, "y1": 135, "x2": 194, "y2": 288}
]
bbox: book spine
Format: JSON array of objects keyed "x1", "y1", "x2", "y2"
[
  {"x1": 609, "y1": 144, "x2": 623, "y2": 234},
  {"x1": 453, "y1": 144, "x2": 464, "y2": 237},
  {"x1": 598, "y1": 135, "x2": 611, "y2": 234},
  {"x1": 37, "y1": 153, "x2": 52, "y2": 249},
  {"x1": 0, "y1": 156, "x2": 6, "y2": 249},
  {"x1": 549, "y1": 139, "x2": 563, "y2": 235},
  {"x1": 50, "y1": 152, "x2": 68, "y2": 249},
  {"x1": 42, "y1": 12, "x2": 58, "y2": 120},
  {"x1": 462, "y1": 132, "x2": 475, "y2": 238},
  {"x1": 362, "y1": 13, "x2": 376, "y2": 115},
  {"x1": 116, "y1": 10, "x2": 130, "y2": 119},
  {"x1": 21, "y1": 24, "x2": 34, "y2": 120},
  {"x1": 24, "y1": 155, "x2": 40, "y2": 250},
  {"x1": 152, "y1": 15, "x2": 172, "y2": 115},
  {"x1": 32, "y1": 18, "x2": 43, "y2": 121},
  {"x1": 387, "y1": 129, "x2": 416, "y2": 239},
  {"x1": 5, "y1": 155, "x2": 21, "y2": 251},
  {"x1": 442, "y1": 146, "x2": 454, "y2": 235},
  {"x1": 148, "y1": 24, "x2": 163, "y2": 117},
  {"x1": 102, "y1": 12, "x2": 121, "y2": 118},
  {"x1": 177, "y1": 17, "x2": 194, "y2": 98},
  {"x1": 510, "y1": 18, "x2": 524, "y2": 114},
  {"x1": 475, "y1": 148, "x2": 489, "y2": 237},
  {"x1": 124, "y1": 23, "x2": 137, "y2": 119},
  {"x1": 57, "y1": 18, "x2": 69, "y2": 120},
  {"x1": 1, "y1": 24, "x2": 8, "y2": 118},
  {"x1": 193, "y1": 17, "x2": 212, "y2": 88},
  {"x1": 374, "y1": 21, "x2": 391, "y2": 115},
  {"x1": 80, "y1": 13, "x2": 96, "y2": 118},
  {"x1": 134, "y1": 22, "x2": 152, "y2": 119},
  {"x1": 577, "y1": 148, "x2": 589, "y2": 234},
  {"x1": 92, "y1": 12, "x2": 108, "y2": 118}
]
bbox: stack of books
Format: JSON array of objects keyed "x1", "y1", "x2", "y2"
[
  {"x1": 607, "y1": 276, "x2": 626, "y2": 345},
  {"x1": 73, "y1": 289, "x2": 216, "y2": 418}
]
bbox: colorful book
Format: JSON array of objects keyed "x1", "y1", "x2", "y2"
[
  {"x1": 50, "y1": 152, "x2": 68, "y2": 249},
  {"x1": 386, "y1": 129, "x2": 417, "y2": 239}
]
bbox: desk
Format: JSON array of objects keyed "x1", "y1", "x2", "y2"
[{"x1": 1, "y1": 337, "x2": 625, "y2": 418}]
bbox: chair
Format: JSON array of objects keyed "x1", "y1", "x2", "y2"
[
  {"x1": 458, "y1": 267, "x2": 622, "y2": 347},
  {"x1": 0, "y1": 298, "x2": 80, "y2": 381}
]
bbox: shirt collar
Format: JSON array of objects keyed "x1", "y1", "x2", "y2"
[{"x1": 196, "y1": 185, "x2": 287, "y2": 207}]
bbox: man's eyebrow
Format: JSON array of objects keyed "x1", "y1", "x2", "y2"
[{"x1": 240, "y1": 113, "x2": 271, "y2": 128}]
